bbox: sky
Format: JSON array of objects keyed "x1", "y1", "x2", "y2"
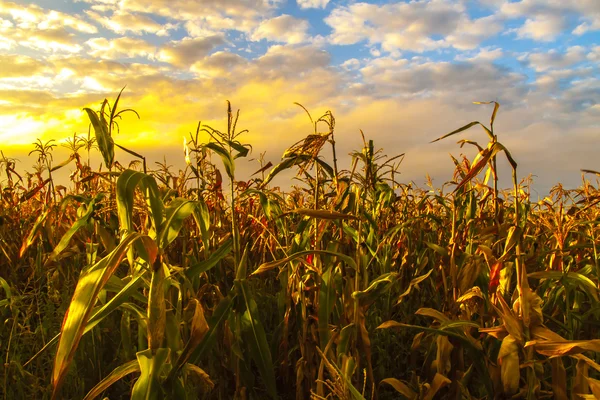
[{"x1": 0, "y1": 0, "x2": 599, "y2": 195}]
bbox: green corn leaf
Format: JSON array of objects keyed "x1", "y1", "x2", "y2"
[
  {"x1": 116, "y1": 169, "x2": 163, "y2": 239},
  {"x1": 157, "y1": 198, "x2": 196, "y2": 250},
  {"x1": 49, "y1": 155, "x2": 75, "y2": 172},
  {"x1": 192, "y1": 200, "x2": 211, "y2": 257},
  {"x1": 319, "y1": 266, "x2": 338, "y2": 351},
  {"x1": 25, "y1": 278, "x2": 146, "y2": 369},
  {"x1": 288, "y1": 208, "x2": 358, "y2": 220},
  {"x1": 190, "y1": 294, "x2": 234, "y2": 365},
  {"x1": 84, "y1": 107, "x2": 114, "y2": 168},
  {"x1": 381, "y1": 378, "x2": 417, "y2": 399},
  {"x1": 148, "y1": 263, "x2": 166, "y2": 351},
  {"x1": 430, "y1": 121, "x2": 492, "y2": 143},
  {"x1": 19, "y1": 209, "x2": 51, "y2": 257},
  {"x1": 228, "y1": 140, "x2": 250, "y2": 159},
  {"x1": 47, "y1": 193, "x2": 104, "y2": 263},
  {"x1": 528, "y1": 271, "x2": 599, "y2": 302},
  {"x1": 167, "y1": 299, "x2": 209, "y2": 384},
  {"x1": 183, "y1": 363, "x2": 214, "y2": 390},
  {"x1": 316, "y1": 347, "x2": 365, "y2": 400},
  {"x1": 186, "y1": 239, "x2": 232, "y2": 279},
  {"x1": 261, "y1": 154, "x2": 334, "y2": 187},
  {"x1": 131, "y1": 348, "x2": 171, "y2": 400},
  {"x1": 204, "y1": 142, "x2": 235, "y2": 180},
  {"x1": 109, "y1": 86, "x2": 125, "y2": 128},
  {"x1": 352, "y1": 273, "x2": 400, "y2": 306},
  {"x1": 500, "y1": 226, "x2": 522, "y2": 261},
  {"x1": 377, "y1": 321, "x2": 481, "y2": 351},
  {"x1": 51, "y1": 232, "x2": 154, "y2": 399},
  {"x1": 337, "y1": 323, "x2": 355, "y2": 359},
  {"x1": 251, "y1": 250, "x2": 357, "y2": 276},
  {"x1": 83, "y1": 360, "x2": 140, "y2": 400},
  {"x1": 424, "y1": 241, "x2": 448, "y2": 257},
  {"x1": 236, "y1": 279, "x2": 277, "y2": 399}
]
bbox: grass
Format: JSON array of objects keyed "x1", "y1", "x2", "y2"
[{"x1": 2, "y1": 91, "x2": 600, "y2": 399}]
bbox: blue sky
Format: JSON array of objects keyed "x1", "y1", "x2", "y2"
[{"x1": 0, "y1": 0, "x2": 599, "y2": 194}]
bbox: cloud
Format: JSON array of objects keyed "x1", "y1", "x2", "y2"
[
  {"x1": 0, "y1": 1, "x2": 97, "y2": 33},
  {"x1": 534, "y1": 67, "x2": 595, "y2": 92},
  {"x1": 157, "y1": 35, "x2": 226, "y2": 67},
  {"x1": 190, "y1": 51, "x2": 248, "y2": 77},
  {"x1": 515, "y1": 15, "x2": 566, "y2": 41},
  {"x1": 254, "y1": 44, "x2": 331, "y2": 79},
  {"x1": 499, "y1": 0, "x2": 600, "y2": 40},
  {"x1": 455, "y1": 47, "x2": 504, "y2": 62},
  {"x1": 357, "y1": 57, "x2": 527, "y2": 105},
  {"x1": 86, "y1": 37, "x2": 156, "y2": 59},
  {"x1": 325, "y1": 1, "x2": 502, "y2": 53},
  {"x1": 341, "y1": 58, "x2": 361, "y2": 70},
  {"x1": 251, "y1": 15, "x2": 310, "y2": 44},
  {"x1": 1, "y1": 26, "x2": 83, "y2": 53},
  {"x1": 525, "y1": 46, "x2": 586, "y2": 72},
  {"x1": 0, "y1": 2, "x2": 98, "y2": 53},
  {"x1": 297, "y1": 0, "x2": 330, "y2": 9},
  {"x1": 81, "y1": 0, "x2": 281, "y2": 36},
  {"x1": 0, "y1": 54, "x2": 49, "y2": 78},
  {"x1": 86, "y1": 10, "x2": 176, "y2": 36}
]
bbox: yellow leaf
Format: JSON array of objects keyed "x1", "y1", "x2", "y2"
[
  {"x1": 381, "y1": 378, "x2": 417, "y2": 399},
  {"x1": 498, "y1": 334, "x2": 520, "y2": 396}
]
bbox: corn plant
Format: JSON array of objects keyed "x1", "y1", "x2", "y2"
[{"x1": 4, "y1": 93, "x2": 600, "y2": 400}]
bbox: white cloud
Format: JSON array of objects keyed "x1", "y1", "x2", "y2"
[
  {"x1": 190, "y1": 51, "x2": 248, "y2": 77},
  {"x1": 515, "y1": 15, "x2": 566, "y2": 41},
  {"x1": 357, "y1": 57, "x2": 527, "y2": 104},
  {"x1": 81, "y1": 0, "x2": 281, "y2": 36},
  {"x1": 526, "y1": 46, "x2": 586, "y2": 72},
  {"x1": 455, "y1": 47, "x2": 504, "y2": 62},
  {"x1": 86, "y1": 37, "x2": 156, "y2": 59},
  {"x1": 157, "y1": 35, "x2": 226, "y2": 67},
  {"x1": 251, "y1": 15, "x2": 309, "y2": 44},
  {"x1": 86, "y1": 10, "x2": 176, "y2": 36},
  {"x1": 325, "y1": 1, "x2": 502, "y2": 53},
  {"x1": 255, "y1": 44, "x2": 331, "y2": 79},
  {"x1": 0, "y1": 1, "x2": 97, "y2": 33},
  {"x1": 297, "y1": 0, "x2": 330, "y2": 9},
  {"x1": 573, "y1": 22, "x2": 591, "y2": 35},
  {"x1": 498, "y1": 0, "x2": 600, "y2": 40},
  {"x1": 341, "y1": 58, "x2": 361, "y2": 70},
  {"x1": 534, "y1": 67, "x2": 594, "y2": 91}
]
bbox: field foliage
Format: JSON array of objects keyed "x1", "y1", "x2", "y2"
[{"x1": 2, "y1": 92, "x2": 600, "y2": 399}]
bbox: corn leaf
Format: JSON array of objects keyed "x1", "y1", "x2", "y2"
[
  {"x1": 47, "y1": 193, "x2": 104, "y2": 263},
  {"x1": 83, "y1": 360, "x2": 140, "y2": 400},
  {"x1": 186, "y1": 239, "x2": 232, "y2": 278},
  {"x1": 525, "y1": 339, "x2": 600, "y2": 356},
  {"x1": 380, "y1": 378, "x2": 417, "y2": 399},
  {"x1": 157, "y1": 198, "x2": 195, "y2": 250},
  {"x1": 204, "y1": 142, "x2": 235, "y2": 180},
  {"x1": 51, "y1": 232, "x2": 153, "y2": 399},
  {"x1": 131, "y1": 348, "x2": 170, "y2": 400},
  {"x1": 190, "y1": 294, "x2": 235, "y2": 365},
  {"x1": 84, "y1": 107, "x2": 114, "y2": 168},
  {"x1": 236, "y1": 279, "x2": 277, "y2": 399},
  {"x1": 319, "y1": 266, "x2": 338, "y2": 351},
  {"x1": 19, "y1": 209, "x2": 50, "y2": 257},
  {"x1": 251, "y1": 249, "x2": 357, "y2": 276}
]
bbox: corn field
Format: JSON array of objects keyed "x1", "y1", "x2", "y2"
[{"x1": 2, "y1": 92, "x2": 600, "y2": 400}]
